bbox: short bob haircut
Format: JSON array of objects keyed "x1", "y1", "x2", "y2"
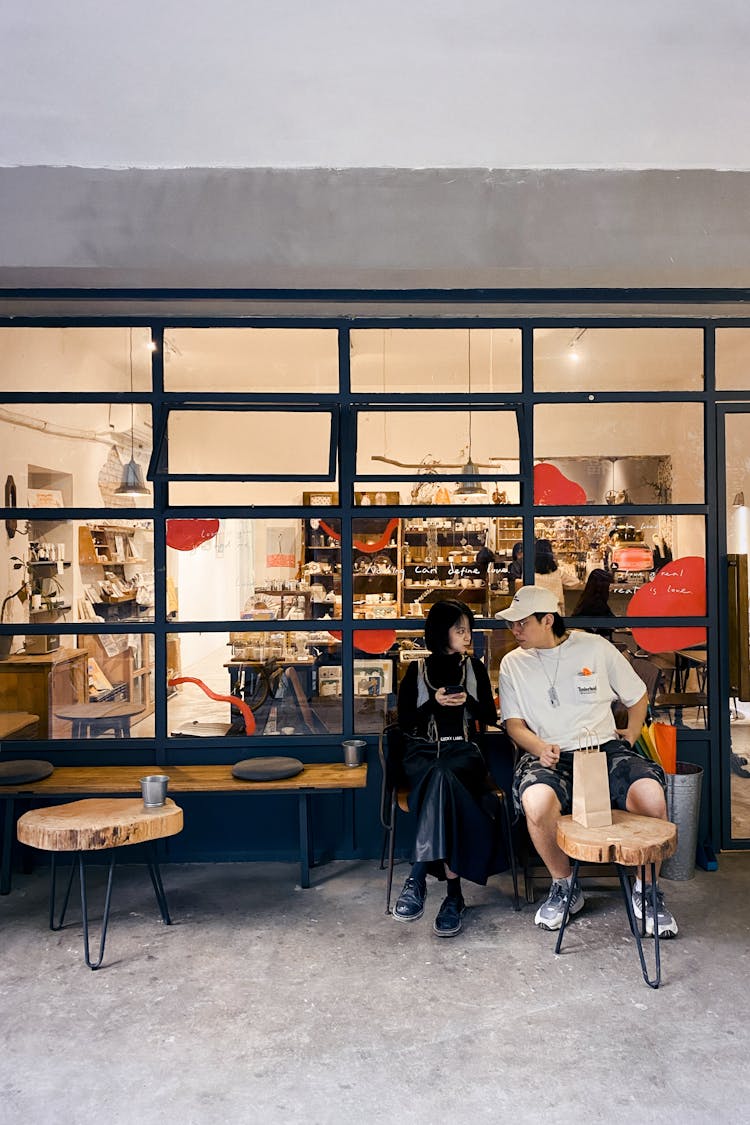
[{"x1": 424, "y1": 599, "x2": 475, "y2": 654}]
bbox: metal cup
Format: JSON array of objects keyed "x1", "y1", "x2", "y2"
[
  {"x1": 342, "y1": 739, "x2": 366, "y2": 768},
  {"x1": 140, "y1": 774, "x2": 169, "y2": 807}
]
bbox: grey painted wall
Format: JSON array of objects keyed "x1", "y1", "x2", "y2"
[{"x1": 2, "y1": 167, "x2": 750, "y2": 290}]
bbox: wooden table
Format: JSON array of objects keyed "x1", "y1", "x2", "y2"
[
  {"x1": 555, "y1": 811, "x2": 678, "y2": 989},
  {"x1": 0, "y1": 711, "x2": 40, "y2": 740},
  {"x1": 17, "y1": 797, "x2": 183, "y2": 969},
  {"x1": 54, "y1": 701, "x2": 146, "y2": 738}
]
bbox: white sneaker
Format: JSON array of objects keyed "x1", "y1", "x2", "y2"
[
  {"x1": 632, "y1": 884, "x2": 678, "y2": 938},
  {"x1": 534, "y1": 879, "x2": 585, "y2": 930}
]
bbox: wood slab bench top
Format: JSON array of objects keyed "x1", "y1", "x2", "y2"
[
  {"x1": 3, "y1": 762, "x2": 368, "y2": 796},
  {"x1": 557, "y1": 810, "x2": 677, "y2": 867},
  {"x1": 17, "y1": 797, "x2": 183, "y2": 852}
]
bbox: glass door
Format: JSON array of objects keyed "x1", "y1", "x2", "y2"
[{"x1": 723, "y1": 408, "x2": 750, "y2": 841}]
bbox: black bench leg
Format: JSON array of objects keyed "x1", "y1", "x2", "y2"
[
  {"x1": 385, "y1": 796, "x2": 397, "y2": 915},
  {"x1": 500, "y1": 800, "x2": 521, "y2": 912},
  {"x1": 146, "y1": 842, "x2": 173, "y2": 925},
  {"x1": 298, "y1": 793, "x2": 312, "y2": 888},
  {"x1": 1, "y1": 796, "x2": 14, "y2": 895},
  {"x1": 49, "y1": 852, "x2": 77, "y2": 930},
  {"x1": 554, "y1": 860, "x2": 581, "y2": 955}
]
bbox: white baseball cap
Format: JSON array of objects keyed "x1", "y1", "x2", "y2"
[{"x1": 495, "y1": 585, "x2": 559, "y2": 621}]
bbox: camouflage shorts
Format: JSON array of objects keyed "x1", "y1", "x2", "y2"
[{"x1": 512, "y1": 739, "x2": 667, "y2": 817}]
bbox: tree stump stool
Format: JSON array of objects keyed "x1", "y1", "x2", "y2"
[
  {"x1": 554, "y1": 810, "x2": 678, "y2": 989},
  {"x1": 54, "y1": 702, "x2": 146, "y2": 739},
  {"x1": 17, "y1": 797, "x2": 183, "y2": 969}
]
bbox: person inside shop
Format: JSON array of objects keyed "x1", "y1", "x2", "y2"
[
  {"x1": 497, "y1": 585, "x2": 678, "y2": 937},
  {"x1": 507, "y1": 541, "x2": 524, "y2": 588},
  {"x1": 533, "y1": 538, "x2": 568, "y2": 614},
  {"x1": 570, "y1": 567, "x2": 616, "y2": 640},
  {"x1": 474, "y1": 538, "x2": 496, "y2": 581},
  {"x1": 393, "y1": 599, "x2": 503, "y2": 937}
]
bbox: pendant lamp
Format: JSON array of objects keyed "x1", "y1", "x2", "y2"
[
  {"x1": 116, "y1": 328, "x2": 150, "y2": 497},
  {"x1": 454, "y1": 329, "x2": 487, "y2": 497}
]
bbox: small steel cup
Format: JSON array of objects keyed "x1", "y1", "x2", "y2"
[
  {"x1": 342, "y1": 739, "x2": 366, "y2": 768},
  {"x1": 140, "y1": 774, "x2": 169, "y2": 807}
]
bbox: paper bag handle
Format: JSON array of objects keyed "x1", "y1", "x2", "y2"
[{"x1": 578, "y1": 728, "x2": 600, "y2": 754}]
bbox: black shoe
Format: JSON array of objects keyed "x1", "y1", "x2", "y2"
[
  {"x1": 731, "y1": 753, "x2": 750, "y2": 778},
  {"x1": 393, "y1": 876, "x2": 426, "y2": 921},
  {"x1": 433, "y1": 894, "x2": 465, "y2": 937}
]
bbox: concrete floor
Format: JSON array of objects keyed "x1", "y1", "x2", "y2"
[{"x1": 1, "y1": 854, "x2": 749, "y2": 1125}]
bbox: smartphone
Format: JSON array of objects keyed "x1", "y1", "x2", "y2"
[{"x1": 443, "y1": 685, "x2": 465, "y2": 696}]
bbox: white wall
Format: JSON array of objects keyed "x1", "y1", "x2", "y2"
[{"x1": 1, "y1": 0, "x2": 748, "y2": 170}]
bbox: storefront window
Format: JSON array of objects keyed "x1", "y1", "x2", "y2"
[
  {"x1": 0, "y1": 632, "x2": 154, "y2": 740},
  {"x1": 167, "y1": 629, "x2": 342, "y2": 737},
  {"x1": 533, "y1": 328, "x2": 703, "y2": 391},
  {"x1": 716, "y1": 329, "x2": 750, "y2": 389},
  {"x1": 534, "y1": 403, "x2": 704, "y2": 503},
  {"x1": 163, "y1": 328, "x2": 339, "y2": 393},
  {"x1": 0, "y1": 327, "x2": 152, "y2": 392},
  {"x1": 0, "y1": 403, "x2": 153, "y2": 509},
  {"x1": 350, "y1": 328, "x2": 521, "y2": 393},
  {"x1": 166, "y1": 517, "x2": 341, "y2": 622}
]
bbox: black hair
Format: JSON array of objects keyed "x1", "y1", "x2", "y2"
[
  {"x1": 511, "y1": 541, "x2": 523, "y2": 561},
  {"x1": 424, "y1": 599, "x2": 475, "y2": 653},
  {"x1": 534, "y1": 538, "x2": 558, "y2": 575},
  {"x1": 532, "y1": 610, "x2": 567, "y2": 638},
  {"x1": 572, "y1": 568, "x2": 613, "y2": 617}
]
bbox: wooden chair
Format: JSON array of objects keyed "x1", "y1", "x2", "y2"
[{"x1": 378, "y1": 722, "x2": 519, "y2": 914}]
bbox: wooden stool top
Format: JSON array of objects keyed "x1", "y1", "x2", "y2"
[
  {"x1": 17, "y1": 798, "x2": 183, "y2": 853},
  {"x1": 0, "y1": 712, "x2": 40, "y2": 739},
  {"x1": 55, "y1": 702, "x2": 146, "y2": 722},
  {"x1": 557, "y1": 810, "x2": 677, "y2": 867}
]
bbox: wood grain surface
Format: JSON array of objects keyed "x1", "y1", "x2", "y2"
[
  {"x1": 557, "y1": 810, "x2": 678, "y2": 866},
  {"x1": 17, "y1": 797, "x2": 183, "y2": 852}
]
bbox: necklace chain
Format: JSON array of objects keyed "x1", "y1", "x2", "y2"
[{"x1": 535, "y1": 644, "x2": 562, "y2": 707}]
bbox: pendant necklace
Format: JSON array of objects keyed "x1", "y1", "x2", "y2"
[{"x1": 535, "y1": 643, "x2": 562, "y2": 708}]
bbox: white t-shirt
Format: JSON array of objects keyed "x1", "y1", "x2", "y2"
[{"x1": 498, "y1": 630, "x2": 646, "y2": 753}]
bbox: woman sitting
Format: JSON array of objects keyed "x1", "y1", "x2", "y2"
[
  {"x1": 571, "y1": 567, "x2": 616, "y2": 640},
  {"x1": 393, "y1": 599, "x2": 502, "y2": 937}
]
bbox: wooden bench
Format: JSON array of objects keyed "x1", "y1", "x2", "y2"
[{"x1": 1, "y1": 762, "x2": 368, "y2": 894}]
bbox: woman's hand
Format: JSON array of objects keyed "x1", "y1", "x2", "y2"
[{"x1": 435, "y1": 687, "x2": 467, "y2": 707}]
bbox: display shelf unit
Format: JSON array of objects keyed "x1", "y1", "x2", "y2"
[
  {"x1": 352, "y1": 517, "x2": 400, "y2": 619},
  {"x1": 401, "y1": 519, "x2": 486, "y2": 617},
  {"x1": 302, "y1": 520, "x2": 341, "y2": 619},
  {"x1": 75, "y1": 633, "x2": 154, "y2": 721},
  {"x1": 78, "y1": 523, "x2": 152, "y2": 622}
]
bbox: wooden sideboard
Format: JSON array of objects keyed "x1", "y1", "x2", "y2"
[{"x1": 0, "y1": 647, "x2": 87, "y2": 739}]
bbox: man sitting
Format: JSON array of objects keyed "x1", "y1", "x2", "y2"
[{"x1": 497, "y1": 585, "x2": 678, "y2": 937}]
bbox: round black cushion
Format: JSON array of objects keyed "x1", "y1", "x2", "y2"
[
  {"x1": 232, "y1": 757, "x2": 304, "y2": 782},
  {"x1": 0, "y1": 760, "x2": 55, "y2": 785}
]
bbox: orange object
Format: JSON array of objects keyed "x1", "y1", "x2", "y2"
[
  {"x1": 168, "y1": 676, "x2": 256, "y2": 734},
  {"x1": 652, "y1": 722, "x2": 677, "y2": 774}
]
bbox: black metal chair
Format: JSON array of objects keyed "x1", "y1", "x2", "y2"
[{"x1": 378, "y1": 722, "x2": 520, "y2": 915}]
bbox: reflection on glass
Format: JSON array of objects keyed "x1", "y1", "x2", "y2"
[
  {"x1": 356, "y1": 408, "x2": 519, "y2": 478},
  {"x1": 0, "y1": 634, "x2": 153, "y2": 740},
  {"x1": 725, "y1": 414, "x2": 750, "y2": 837},
  {"x1": 350, "y1": 328, "x2": 521, "y2": 393},
  {"x1": 0, "y1": 403, "x2": 153, "y2": 509},
  {"x1": 534, "y1": 328, "x2": 703, "y2": 391},
  {"x1": 0, "y1": 327, "x2": 152, "y2": 392},
  {"x1": 167, "y1": 630, "x2": 342, "y2": 737},
  {"x1": 163, "y1": 328, "x2": 339, "y2": 393},
  {"x1": 534, "y1": 403, "x2": 704, "y2": 504},
  {"x1": 166, "y1": 518, "x2": 341, "y2": 622}
]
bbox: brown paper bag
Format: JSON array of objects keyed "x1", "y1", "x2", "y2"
[{"x1": 572, "y1": 729, "x2": 613, "y2": 828}]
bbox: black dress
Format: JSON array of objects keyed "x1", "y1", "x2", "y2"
[{"x1": 397, "y1": 652, "x2": 503, "y2": 885}]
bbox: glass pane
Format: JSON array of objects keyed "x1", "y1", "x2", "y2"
[
  {"x1": 0, "y1": 327, "x2": 152, "y2": 392},
  {"x1": 534, "y1": 328, "x2": 703, "y2": 391},
  {"x1": 0, "y1": 634, "x2": 153, "y2": 739},
  {"x1": 1, "y1": 520, "x2": 153, "y2": 626},
  {"x1": 531, "y1": 514, "x2": 705, "y2": 618},
  {"x1": 168, "y1": 479, "x2": 340, "y2": 506},
  {"x1": 0, "y1": 402, "x2": 153, "y2": 508},
  {"x1": 534, "y1": 403, "x2": 704, "y2": 503},
  {"x1": 726, "y1": 413, "x2": 750, "y2": 837},
  {"x1": 355, "y1": 408, "x2": 519, "y2": 476},
  {"x1": 166, "y1": 409, "x2": 331, "y2": 477},
  {"x1": 716, "y1": 329, "x2": 750, "y2": 390},
  {"x1": 166, "y1": 517, "x2": 341, "y2": 622},
  {"x1": 167, "y1": 630, "x2": 342, "y2": 737},
  {"x1": 353, "y1": 481, "x2": 520, "y2": 506},
  {"x1": 163, "y1": 328, "x2": 339, "y2": 392},
  {"x1": 350, "y1": 328, "x2": 521, "y2": 393}
]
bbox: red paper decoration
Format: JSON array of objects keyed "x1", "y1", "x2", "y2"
[
  {"x1": 627, "y1": 556, "x2": 706, "y2": 653},
  {"x1": 533, "y1": 463, "x2": 587, "y2": 506},
  {"x1": 166, "y1": 519, "x2": 220, "y2": 551}
]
